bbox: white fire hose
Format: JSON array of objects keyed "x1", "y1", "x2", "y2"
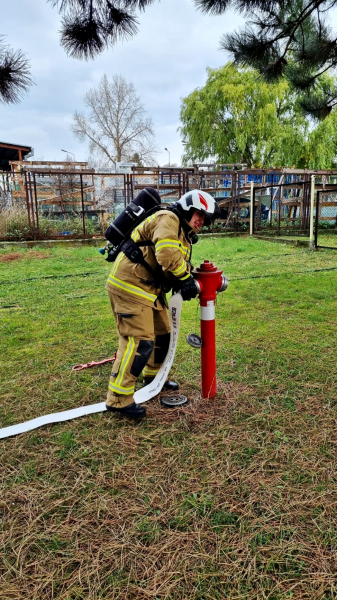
[
  {"x1": 0, "y1": 294, "x2": 183, "y2": 439},
  {"x1": 134, "y1": 293, "x2": 182, "y2": 404}
]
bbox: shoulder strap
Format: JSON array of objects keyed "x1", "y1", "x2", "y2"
[
  {"x1": 137, "y1": 240, "x2": 154, "y2": 247},
  {"x1": 121, "y1": 238, "x2": 163, "y2": 287}
]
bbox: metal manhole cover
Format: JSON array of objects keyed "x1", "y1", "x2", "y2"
[
  {"x1": 161, "y1": 395, "x2": 188, "y2": 408},
  {"x1": 186, "y1": 333, "x2": 202, "y2": 348}
]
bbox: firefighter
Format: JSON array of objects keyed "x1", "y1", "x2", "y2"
[{"x1": 105, "y1": 188, "x2": 220, "y2": 419}]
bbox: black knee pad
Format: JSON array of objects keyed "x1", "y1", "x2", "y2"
[
  {"x1": 130, "y1": 340, "x2": 154, "y2": 377},
  {"x1": 154, "y1": 333, "x2": 170, "y2": 364}
]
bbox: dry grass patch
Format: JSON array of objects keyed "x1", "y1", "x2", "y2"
[
  {"x1": 1, "y1": 386, "x2": 337, "y2": 599},
  {"x1": 0, "y1": 251, "x2": 51, "y2": 263}
]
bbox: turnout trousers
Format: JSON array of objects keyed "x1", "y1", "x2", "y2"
[{"x1": 106, "y1": 291, "x2": 171, "y2": 408}]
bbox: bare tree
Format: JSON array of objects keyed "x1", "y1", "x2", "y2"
[{"x1": 72, "y1": 74, "x2": 157, "y2": 166}]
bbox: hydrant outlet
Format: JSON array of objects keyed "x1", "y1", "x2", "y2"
[
  {"x1": 217, "y1": 275, "x2": 229, "y2": 293},
  {"x1": 194, "y1": 279, "x2": 203, "y2": 295}
]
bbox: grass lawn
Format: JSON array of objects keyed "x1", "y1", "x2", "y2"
[
  {"x1": 256, "y1": 230, "x2": 337, "y2": 249},
  {"x1": 1, "y1": 237, "x2": 337, "y2": 600}
]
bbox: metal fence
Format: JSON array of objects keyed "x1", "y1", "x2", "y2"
[
  {"x1": 315, "y1": 190, "x2": 337, "y2": 250},
  {"x1": 3, "y1": 164, "x2": 315, "y2": 240},
  {"x1": 0, "y1": 168, "x2": 100, "y2": 240},
  {"x1": 2, "y1": 163, "x2": 337, "y2": 242},
  {"x1": 0, "y1": 167, "x2": 190, "y2": 241},
  {"x1": 253, "y1": 179, "x2": 337, "y2": 248},
  {"x1": 212, "y1": 171, "x2": 312, "y2": 233},
  {"x1": 252, "y1": 181, "x2": 311, "y2": 235}
]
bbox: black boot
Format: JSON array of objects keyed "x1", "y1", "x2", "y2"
[
  {"x1": 143, "y1": 377, "x2": 179, "y2": 391},
  {"x1": 106, "y1": 402, "x2": 146, "y2": 419}
]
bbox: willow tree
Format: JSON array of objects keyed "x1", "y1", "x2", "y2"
[
  {"x1": 180, "y1": 63, "x2": 312, "y2": 167},
  {"x1": 299, "y1": 109, "x2": 337, "y2": 169}
]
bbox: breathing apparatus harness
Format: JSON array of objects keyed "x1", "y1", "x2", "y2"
[{"x1": 100, "y1": 188, "x2": 197, "y2": 293}]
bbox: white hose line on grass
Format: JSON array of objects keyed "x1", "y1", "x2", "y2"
[
  {"x1": 0, "y1": 294, "x2": 182, "y2": 439},
  {"x1": 0, "y1": 402, "x2": 107, "y2": 440}
]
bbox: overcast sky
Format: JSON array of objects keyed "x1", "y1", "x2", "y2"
[{"x1": 0, "y1": 0, "x2": 245, "y2": 166}]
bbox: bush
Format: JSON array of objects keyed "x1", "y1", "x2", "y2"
[
  {"x1": 53, "y1": 216, "x2": 102, "y2": 235},
  {"x1": 4, "y1": 210, "x2": 31, "y2": 240},
  {"x1": 0, "y1": 208, "x2": 104, "y2": 240},
  {"x1": 318, "y1": 220, "x2": 336, "y2": 229}
]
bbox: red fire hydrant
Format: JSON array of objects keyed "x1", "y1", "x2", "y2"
[{"x1": 192, "y1": 260, "x2": 228, "y2": 399}]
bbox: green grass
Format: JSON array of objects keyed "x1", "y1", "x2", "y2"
[
  {"x1": 0, "y1": 237, "x2": 337, "y2": 599},
  {"x1": 256, "y1": 230, "x2": 337, "y2": 249},
  {"x1": 316, "y1": 232, "x2": 337, "y2": 248}
]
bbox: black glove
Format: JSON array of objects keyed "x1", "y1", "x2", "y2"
[{"x1": 179, "y1": 275, "x2": 199, "y2": 301}]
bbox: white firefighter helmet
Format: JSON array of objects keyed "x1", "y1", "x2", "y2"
[{"x1": 177, "y1": 190, "x2": 220, "y2": 225}]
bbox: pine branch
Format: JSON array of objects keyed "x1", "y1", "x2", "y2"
[
  {"x1": 299, "y1": 93, "x2": 336, "y2": 118},
  {"x1": 0, "y1": 36, "x2": 33, "y2": 104},
  {"x1": 221, "y1": 26, "x2": 285, "y2": 77},
  {"x1": 218, "y1": 0, "x2": 337, "y2": 102},
  {"x1": 51, "y1": 1, "x2": 155, "y2": 59},
  {"x1": 298, "y1": 75, "x2": 337, "y2": 118},
  {"x1": 193, "y1": 0, "x2": 232, "y2": 15}
]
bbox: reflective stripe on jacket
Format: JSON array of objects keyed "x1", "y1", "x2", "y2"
[{"x1": 106, "y1": 209, "x2": 193, "y2": 308}]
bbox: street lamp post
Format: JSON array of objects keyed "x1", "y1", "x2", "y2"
[
  {"x1": 61, "y1": 149, "x2": 76, "y2": 161},
  {"x1": 164, "y1": 147, "x2": 170, "y2": 166}
]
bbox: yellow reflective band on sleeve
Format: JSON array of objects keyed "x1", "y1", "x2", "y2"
[
  {"x1": 113, "y1": 336, "x2": 136, "y2": 391},
  {"x1": 155, "y1": 239, "x2": 181, "y2": 252},
  {"x1": 179, "y1": 272, "x2": 190, "y2": 281},
  {"x1": 172, "y1": 260, "x2": 187, "y2": 276},
  {"x1": 180, "y1": 244, "x2": 190, "y2": 258},
  {"x1": 171, "y1": 260, "x2": 187, "y2": 277},
  {"x1": 107, "y1": 274, "x2": 157, "y2": 302}
]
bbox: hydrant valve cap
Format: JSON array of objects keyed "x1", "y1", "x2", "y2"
[
  {"x1": 218, "y1": 275, "x2": 229, "y2": 293},
  {"x1": 197, "y1": 260, "x2": 218, "y2": 272},
  {"x1": 194, "y1": 279, "x2": 203, "y2": 295}
]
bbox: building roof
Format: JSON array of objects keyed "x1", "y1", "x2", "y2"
[{"x1": 0, "y1": 142, "x2": 33, "y2": 171}]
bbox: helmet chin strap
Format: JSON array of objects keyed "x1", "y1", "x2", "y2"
[
  {"x1": 186, "y1": 221, "x2": 199, "y2": 234},
  {"x1": 169, "y1": 203, "x2": 195, "y2": 237}
]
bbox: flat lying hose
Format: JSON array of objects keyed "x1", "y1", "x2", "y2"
[{"x1": 0, "y1": 294, "x2": 183, "y2": 439}]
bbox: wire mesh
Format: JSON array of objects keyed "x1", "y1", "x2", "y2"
[
  {"x1": 315, "y1": 190, "x2": 337, "y2": 249},
  {"x1": 2, "y1": 166, "x2": 337, "y2": 242},
  {"x1": 0, "y1": 168, "x2": 187, "y2": 240},
  {"x1": 253, "y1": 180, "x2": 311, "y2": 235}
]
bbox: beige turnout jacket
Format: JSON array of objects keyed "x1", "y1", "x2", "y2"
[{"x1": 106, "y1": 209, "x2": 193, "y2": 309}]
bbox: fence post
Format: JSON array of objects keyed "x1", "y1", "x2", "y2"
[
  {"x1": 250, "y1": 181, "x2": 254, "y2": 236},
  {"x1": 309, "y1": 175, "x2": 315, "y2": 248},
  {"x1": 80, "y1": 174, "x2": 86, "y2": 236},
  {"x1": 32, "y1": 172, "x2": 40, "y2": 238}
]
